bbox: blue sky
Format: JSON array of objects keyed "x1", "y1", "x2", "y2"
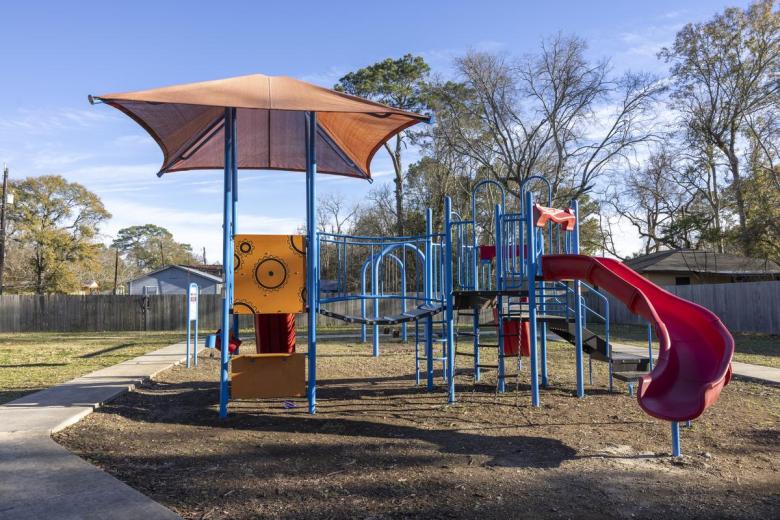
[{"x1": 0, "y1": 0, "x2": 749, "y2": 260}]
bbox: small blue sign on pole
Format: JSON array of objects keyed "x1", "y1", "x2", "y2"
[{"x1": 186, "y1": 283, "x2": 199, "y2": 368}]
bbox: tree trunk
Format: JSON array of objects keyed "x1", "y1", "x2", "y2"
[
  {"x1": 394, "y1": 172, "x2": 404, "y2": 236},
  {"x1": 727, "y1": 152, "x2": 750, "y2": 255},
  {"x1": 710, "y1": 162, "x2": 724, "y2": 253},
  {"x1": 35, "y1": 255, "x2": 43, "y2": 295},
  {"x1": 392, "y1": 136, "x2": 404, "y2": 236}
]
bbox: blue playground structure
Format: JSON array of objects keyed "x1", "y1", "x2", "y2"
[
  {"x1": 93, "y1": 73, "x2": 733, "y2": 459},
  {"x1": 312, "y1": 175, "x2": 628, "y2": 409}
]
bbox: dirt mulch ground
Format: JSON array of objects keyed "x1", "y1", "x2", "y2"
[{"x1": 55, "y1": 340, "x2": 779, "y2": 520}]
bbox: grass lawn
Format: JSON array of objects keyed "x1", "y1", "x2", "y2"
[
  {"x1": 591, "y1": 323, "x2": 779, "y2": 369},
  {"x1": 0, "y1": 331, "x2": 184, "y2": 404}
]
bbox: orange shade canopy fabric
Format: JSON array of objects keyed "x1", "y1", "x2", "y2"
[{"x1": 92, "y1": 73, "x2": 430, "y2": 179}]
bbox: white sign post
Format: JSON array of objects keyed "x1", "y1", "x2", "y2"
[{"x1": 186, "y1": 283, "x2": 199, "y2": 368}]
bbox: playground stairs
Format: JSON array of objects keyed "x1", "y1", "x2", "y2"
[
  {"x1": 454, "y1": 307, "x2": 520, "y2": 379},
  {"x1": 414, "y1": 317, "x2": 451, "y2": 383},
  {"x1": 546, "y1": 317, "x2": 651, "y2": 382}
]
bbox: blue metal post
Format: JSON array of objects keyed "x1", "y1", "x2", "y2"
[
  {"x1": 588, "y1": 356, "x2": 593, "y2": 385},
  {"x1": 360, "y1": 269, "x2": 367, "y2": 343},
  {"x1": 539, "y1": 319, "x2": 550, "y2": 387},
  {"x1": 306, "y1": 111, "x2": 318, "y2": 415},
  {"x1": 401, "y1": 255, "x2": 408, "y2": 342},
  {"x1": 218, "y1": 107, "x2": 235, "y2": 419},
  {"x1": 472, "y1": 197, "x2": 480, "y2": 382},
  {"x1": 671, "y1": 421, "x2": 682, "y2": 457},
  {"x1": 231, "y1": 128, "x2": 239, "y2": 340},
  {"x1": 193, "y1": 302, "x2": 199, "y2": 368},
  {"x1": 572, "y1": 199, "x2": 585, "y2": 398},
  {"x1": 425, "y1": 208, "x2": 434, "y2": 391},
  {"x1": 605, "y1": 295, "x2": 612, "y2": 392},
  {"x1": 186, "y1": 294, "x2": 192, "y2": 369},
  {"x1": 473, "y1": 303, "x2": 480, "y2": 382},
  {"x1": 495, "y1": 204, "x2": 505, "y2": 393},
  {"x1": 372, "y1": 256, "x2": 380, "y2": 357},
  {"x1": 444, "y1": 197, "x2": 456, "y2": 403},
  {"x1": 414, "y1": 319, "x2": 420, "y2": 385},
  {"x1": 525, "y1": 191, "x2": 540, "y2": 407},
  {"x1": 539, "y1": 243, "x2": 548, "y2": 388},
  {"x1": 647, "y1": 322, "x2": 654, "y2": 371}
]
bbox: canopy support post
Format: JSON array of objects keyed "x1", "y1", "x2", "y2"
[
  {"x1": 231, "y1": 127, "x2": 239, "y2": 339},
  {"x1": 306, "y1": 111, "x2": 318, "y2": 415},
  {"x1": 219, "y1": 107, "x2": 236, "y2": 420}
]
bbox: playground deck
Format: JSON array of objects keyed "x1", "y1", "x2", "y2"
[{"x1": 55, "y1": 340, "x2": 779, "y2": 520}]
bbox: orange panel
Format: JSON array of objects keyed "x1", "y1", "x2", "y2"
[
  {"x1": 230, "y1": 353, "x2": 306, "y2": 399},
  {"x1": 233, "y1": 234, "x2": 306, "y2": 314}
]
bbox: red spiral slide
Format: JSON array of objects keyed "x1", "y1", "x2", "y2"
[{"x1": 541, "y1": 255, "x2": 734, "y2": 422}]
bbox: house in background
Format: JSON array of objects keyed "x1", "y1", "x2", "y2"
[
  {"x1": 625, "y1": 249, "x2": 780, "y2": 286},
  {"x1": 127, "y1": 265, "x2": 223, "y2": 295}
]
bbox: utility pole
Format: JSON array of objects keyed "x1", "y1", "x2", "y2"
[
  {"x1": 202, "y1": 246, "x2": 207, "y2": 264},
  {"x1": 112, "y1": 248, "x2": 119, "y2": 295},
  {"x1": 0, "y1": 164, "x2": 9, "y2": 295}
]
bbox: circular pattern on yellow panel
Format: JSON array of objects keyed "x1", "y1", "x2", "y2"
[
  {"x1": 288, "y1": 235, "x2": 306, "y2": 256},
  {"x1": 254, "y1": 257, "x2": 288, "y2": 290},
  {"x1": 238, "y1": 240, "x2": 253, "y2": 254}
]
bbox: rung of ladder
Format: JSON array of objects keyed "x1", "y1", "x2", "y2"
[
  {"x1": 478, "y1": 343, "x2": 499, "y2": 348},
  {"x1": 477, "y1": 364, "x2": 498, "y2": 369},
  {"x1": 456, "y1": 351, "x2": 475, "y2": 357}
]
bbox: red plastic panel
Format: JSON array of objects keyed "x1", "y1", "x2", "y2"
[
  {"x1": 534, "y1": 204, "x2": 576, "y2": 230},
  {"x1": 254, "y1": 313, "x2": 296, "y2": 354}
]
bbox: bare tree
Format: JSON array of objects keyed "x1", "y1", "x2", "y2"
[
  {"x1": 604, "y1": 149, "x2": 687, "y2": 254},
  {"x1": 427, "y1": 53, "x2": 550, "y2": 203},
  {"x1": 424, "y1": 36, "x2": 665, "y2": 210},
  {"x1": 317, "y1": 193, "x2": 359, "y2": 235},
  {"x1": 521, "y1": 36, "x2": 665, "y2": 197},
  {"x1": 660, "y1": 0, "x2": 780, "y2": 255}
]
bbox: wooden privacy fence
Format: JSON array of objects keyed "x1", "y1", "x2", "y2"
[
  {"x1": 0, "y1": 281, "x2": 776, "y2": 334},
  {"x1": 583, "y1": 280, "x2": 780, "y2": 335},
  {"x1": 0, "y1": 295, "x2": 446, "y2": 333}
]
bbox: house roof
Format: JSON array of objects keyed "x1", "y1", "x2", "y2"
[
  {"x1": 178, "y1": 264, "x2": 223, "y2": 277},
  {"x1": 129, "y1": 264, "x2": 223, "y2": 284},
  {"x1": 624, "y1": 250, "x2": 780, "y2": 275}
]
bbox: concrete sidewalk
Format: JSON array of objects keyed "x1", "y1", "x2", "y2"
[
  {"x1": 609, "y1": 342, "x2": 780, "y2": 384},
  {"x1": 0, "y1": 341, "x2": 189, "y2": 520}
]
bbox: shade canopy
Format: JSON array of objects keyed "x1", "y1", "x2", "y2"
[{"x1": 92, "y1": 74, "x2": 429, "y2": 179}]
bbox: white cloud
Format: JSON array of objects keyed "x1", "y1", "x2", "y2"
[
  {"x1": 100, "y1": 197, "x2": 303, "y2": 261},
  {"x1": 299, "y1": 65, "x2": 349, "y2": 88},
  {"x1": 30, "y1": 151, "x2": 95, "y2": 170},
  {"x1": 0, "y1": 107, "x2": 118, "y2": 135},
  {"x1": 112, "y1": 134, "x2": 155, "y2": 147},
  {"x1": 57, "y1": 162, "x2": 161, "y2": 193}
]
